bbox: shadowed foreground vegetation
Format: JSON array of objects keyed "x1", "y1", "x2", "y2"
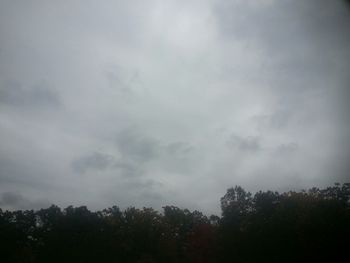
[{"x1": 1, "y1": 183, "x2": 349, "y2": 263}]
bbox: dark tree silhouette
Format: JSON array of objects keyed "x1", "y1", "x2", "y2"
[{"x1": 0, "y1": 183, "x2": 349, "y2": 263}]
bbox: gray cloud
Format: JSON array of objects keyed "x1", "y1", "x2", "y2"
[
  {"x1": 114, "y1": 159, "x2": 143, "y2": 178},
  {"x1": 116, "y1": 128, "x2": 160, "y2": 163},
  {"x1": 105, "y1": 65, "x2": 142, "y2": 97},
  {"x1": 214, "y1": 0, "x2": 350, "y2": 55},
  {"x1": 0, "y1": 80, "x2": 60, "y2": 111},
  {"x1": 0, "y1": 0, "x2": 349, "y2": 215},
  {"x1": 71, "y1": 152, "x2": 115, "y2": 174},
  {"x1": 252, "y1": 109, "x2": 293, "y2": 130},
  {"x1": 275, "y1": 143, "x2": 298, "y2": 155},
  {"x1": 0, "y1": 150, "x2": 58, "y2": 191},
  {"x1": 1, "y1": 192, "x2": 25, "y2": 206},
  {"x1": 166, "y1": 142, "x2": 193, "y2": 156},
  {"x1": 0, "y1": 192, "x2": 50, "y2": 210},
  {"x1": 227, "y1": 135, "x2": 261, "y2": 152}
]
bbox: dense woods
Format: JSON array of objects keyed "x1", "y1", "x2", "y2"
[{"x1": 1, "y1": 183, "x2": 349, "y2": 263}]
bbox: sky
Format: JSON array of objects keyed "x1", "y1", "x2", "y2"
[{"x1": 0, "y1": 0, "x2": 349, "y2": 215}]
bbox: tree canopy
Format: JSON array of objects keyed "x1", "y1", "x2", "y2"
[{"x1": 1, "y1": 183, "x2": 349, "y2": 263}]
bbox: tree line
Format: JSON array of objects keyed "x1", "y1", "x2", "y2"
[{"x1": 1, "y1": 183, "x2": 349, "y2": 263}]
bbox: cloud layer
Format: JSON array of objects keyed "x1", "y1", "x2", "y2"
[{"x1": 1, "y1": 0, "x2": 349, "y2": 214}]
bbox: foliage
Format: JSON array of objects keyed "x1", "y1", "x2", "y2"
[{"x1": 0, "y1": 183, "x2": 349, "y2": 262}]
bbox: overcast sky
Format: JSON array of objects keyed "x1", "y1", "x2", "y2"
[{"x1": 0, "y1": 0, "x2": 349, "y2": 215}]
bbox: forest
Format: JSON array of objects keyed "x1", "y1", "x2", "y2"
[{"x1": 1, "y1": 183, "x2": 349, "y2": 263}]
